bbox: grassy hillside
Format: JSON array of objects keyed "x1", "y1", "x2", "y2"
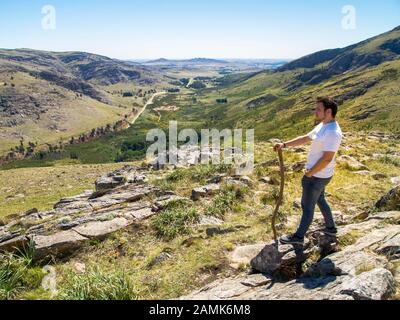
[
  {"x1": 1, "y1": 132, "x2": 399, "y2": 300},
  {"x1": 0, "y1": 49, "x2": 172, "y2": 154}
]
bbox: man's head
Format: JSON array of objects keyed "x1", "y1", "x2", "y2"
[{"x1": 315, "y1": 97, "x2": 338, "y2": 122}]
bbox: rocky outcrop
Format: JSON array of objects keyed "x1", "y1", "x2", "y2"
[
  {"x1": 180, "y1": 211, "x2": 400, "y2": 300},
  {"x1": 0, "y1": 166, "x2": 185, "y2": 260}
]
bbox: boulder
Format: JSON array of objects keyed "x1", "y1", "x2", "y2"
[
  {"x1": 32, "y1": 230, "x2": 88, "y2": 260},
  {"x1": 340, "y1": 268, "x2": 396, "y2": 300},
  {"x1": 230, "y1": 243, "x2": 266, "y2": 269},
  {"x1": 207, "y1": 174, "x2": 226, "y2": 184},
  {"x1": 240, "y1": 274, "x2": 272, "y2": 288},
  {"x1": 250, "y1": 241, "x2": 312, "y2": 275}
]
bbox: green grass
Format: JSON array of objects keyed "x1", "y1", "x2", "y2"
[
  {"x1": 0, "y1": 162, "x2": 137, "y2": 219},
  {"x1": 0, "y1": 244, "x2": 44, "y2": 300},
  {"x1": 1, "y1": 131, "x2": 398, "y2": 300},
  {"x1": 206, "y1": 184, "x2": 249, "y2": 218},
  {"x1": 151, "y1": 200, "x2": 200, "y2": 240},
  {"x1": 58, "y1": 266, "x2": 139, "y2": 300}
]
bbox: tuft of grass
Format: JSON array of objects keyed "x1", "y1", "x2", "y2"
[
  {"x1": 207, "y1": 184, "x2": 249, "y2": 218},
  {"x1": 0, "y1": 251, "x2": 44, "y2": 300},
  {"x1": 380, "y1": 155, "x2": 400, "y2": 167},
  {"x1": 151, "y1": 201, "x2": 199, "y2": 240},
  {"x1": 58, "y1": 266, "x2": 139, "y2": 300}
]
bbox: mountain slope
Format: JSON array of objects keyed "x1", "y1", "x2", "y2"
[
  {"x1": 0, "y1": 49, "x2": 169, "y2": 154},
  {"x1": 278, "y1": 26, "x2": 400, "y2": 87}
]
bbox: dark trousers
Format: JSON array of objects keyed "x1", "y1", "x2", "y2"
[{"x1": 295, "y1": 175, "x2": 336, "y2": 239}]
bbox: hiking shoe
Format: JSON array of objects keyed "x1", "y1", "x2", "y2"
[
  {"x1": 279, "y1": 234, "x2": 304, "y2": 245},
  {"x1": 321, "y1": 227, "x2": 338, "y2": 237}
]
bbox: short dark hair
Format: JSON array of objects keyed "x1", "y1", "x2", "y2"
[{"x1": 317, "y1": 97, "x2": 338, "y2": 118}]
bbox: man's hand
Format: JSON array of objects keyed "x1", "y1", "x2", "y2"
[
  {"x1": 304, "y1": 169, "x2": 314, "y2": 178},
  {"x1": 273, "y1": 143, "x2": 285, "y2": 152}
]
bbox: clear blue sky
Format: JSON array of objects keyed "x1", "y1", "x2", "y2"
[{"x1": 0, "y1": 0, "x2": 399, "y2": 60}]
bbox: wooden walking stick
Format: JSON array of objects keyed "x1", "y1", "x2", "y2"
[{"x1": 272, "y1": 148, "x2": 285, "y2": 242}]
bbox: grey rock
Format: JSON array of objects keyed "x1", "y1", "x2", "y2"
[
  {"x1": 250, "y1": 241, "x2": 312, "y2": 275},
  {"x1": 376, "y1": 233, "x2": 400, "y2": 259},
  {"x1": 32, "y1": 230, "x2": 88, "y2": 260},
  {"x1": 191, "y1": 184, "x2": 220, "y2": 201},
  {"x1": 147, "y1": 252, "x2": 172, "y2": 268},
  {"x1": 72, "y1": 217, "x2": 131, "y2": 239},
  {"x1": 197, "y1": 215, "x2": 224, "y2": 226},
  {"x1": 340, "y1": 268, "x2": 396, "y2": 300},
  {"x1": 240, "y1": 274, "x2": 272, "y2": 287},
  {"x1": 259, "y1": 176, "x2": 279, "y2": 186},
  {"x1": 207, "y1": 174, "x2": 226, "y2": 184},
  {"x1": 0, "y1": 235, "x2": 29, "y2": 253},
  {"x1": 95, "y1": 175, "x2": 126, "y2": 192}
]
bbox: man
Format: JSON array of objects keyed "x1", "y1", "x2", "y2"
[{"x1": 274, "y1": 97, "x2": 343, "y2": 245}]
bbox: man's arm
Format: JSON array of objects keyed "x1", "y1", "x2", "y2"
[
  {"x1": 305, "y1": 151, "x2": 335, "y2": 177},
  {"x1": 274, "y1": 135, "x2": 311, "y2": 151}
]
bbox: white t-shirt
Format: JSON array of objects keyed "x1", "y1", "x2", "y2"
[{"x1": 306, "y1": 121, "x2": 343, "y2": 179}]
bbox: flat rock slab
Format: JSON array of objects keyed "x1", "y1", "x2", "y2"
[
  {"x1": 129, "y1": 207, "x2": 155, "y2": 220},
  {"x1": 0, "y1": 235, "x2": 29, "y2": 253},
  {"x1": 180, "y1": 277, "x2": 255, "y2": 300},
  {"x1": 32, "y1": 230, "x2": 88, "y2": 260},
  {"x1": 73, "y1": 217, "x2": 130, "y2": 239},
  {"x1": 240, "y1": 274, "x2": 272, "y2": 287}
]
